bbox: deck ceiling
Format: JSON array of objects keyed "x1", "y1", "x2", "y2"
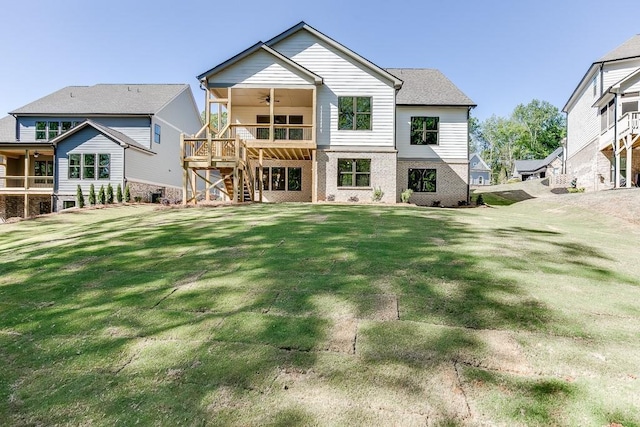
[
  {"x1": 211, "y1": 88, "x2": 313, "y2": 107},
  {"x1": 247, "y1": 147, "x2": 313, "y2": 161}
]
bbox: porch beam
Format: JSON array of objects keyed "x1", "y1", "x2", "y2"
[
  {"x1": 269, "y1": 88, "x2": 275, "y2": 142},
  {"x1": 312, "y1": 86, "x2": 317, "y2": 146},
  {"x1": 259, "y1": 148, "x2": 263, "y2": 203}
]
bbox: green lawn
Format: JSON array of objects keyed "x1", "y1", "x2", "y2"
[{"x1": 1, "y1": 200, "x2": 639, "y2": 426}]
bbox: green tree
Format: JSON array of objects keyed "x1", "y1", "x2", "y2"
[
  {"x1": 98, "y1": 185, "x2": 106, "y2": 204},
  {"x1": 76, "y1": 185, "x2": 85, "y2": 208},
  {"x1": 124, "y1": 184, "x2": 131, "y2": 203},
  {"x1": 478, "y1": 115, "x2": 526, "y2": 184},
  {"x1": 88, "y1": 184, "x2": 96, "y2": 205},
  {"x1": 512, "y1": 99, "x2": 566, "y2": 159},
  {"x1": 116, "y1": 184, "x2": 123, "y2": 203},
  {"x1": 106, "y1": 183, "x2": 114, "y2": 204},
  {"x1": 201, "y1": 110, "x2": 228, "y2": 133}
]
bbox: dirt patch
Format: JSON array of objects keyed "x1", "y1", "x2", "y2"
[
  {"x1": 358, "y1": 294, "x2": 399, "y2": 321},
  {"x1": 319, "y1": 318, "x2": 358, "y2": 354}
]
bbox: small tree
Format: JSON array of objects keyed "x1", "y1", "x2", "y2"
[
  {"x1": 124, "y1": 184, "x2": 131, "y2": 202},
  {"x1": 98, "y1": 185, "x2": 106, "y2": 204},
  {"x1": 106, "y1": 183, "x2": 114, "y2": 204},
  {"x1": 116, "y1": 184, "x2": 123, "y2": 203},
  {"x1": 89, "y1": 183, "x2": 96, "y2": 205},
  {"x1": 76, "y1": 185, "x2": 85, "y2": 208}
]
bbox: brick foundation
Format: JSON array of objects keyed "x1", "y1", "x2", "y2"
[
  {"x1": 127, "y1": 181, "x2": 182, "y2": 204},
  {"x1": 249, "y1": 159, "x2": 313, "y2": 202},
  {"x1": 0, "y1": 195, "x2": 52, "y2": 219},
  {"x1": 396, "y1": 160, "x2": 469, "y2": 207}
]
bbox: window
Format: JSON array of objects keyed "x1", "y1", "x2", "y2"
[
  {"x1": 98, "y1": 154, "x2": 110, "y2": 179},
  {"x1": 83, "y1": 154, "x2": 96, "y2": 179},
  {"x1": 289, "y1": 115, "x2": 304, "y2": 140},
  {"x1": 601, "y1": 99, "x2": 616, "y2": 132},
  {"x1": 69, "y1": 154, "x2": 81, "y2": 179},
  {"x1": 63, "y1": 201, "x2": 76, "y2": 209},
  {"x1": 338, "y1": 159, "x2": 370, "y2": 187},
  {"x1": 622, "y1": 100, "x2": 638, "y2": 115},
  {"x1": 48, "y1": 121, "x2": 60, "y2": 139},
  {"x1": 411, "y1": 117, "x2": 439, "y2": 145},
  {"x1": 34, "y1": 160, "x2": 53, "y2": 184},
  {"x1": 408, "y1": 168, "x2": 437, "y2": 192},
  {"x1": 288, "y1": 167, "x2": 302, "y2": 191},
  {"x1": 256, "y1": 115, "x2": 270, "y2": 140},
  {"x1": 478, "y1": 176, "x2": 484, "y2": 185},
  {"x1": 36, "y1": 121, "x2": 47, "y2": 140},
  {"x1": 338, "y1": 97, "x2": 371, "y2": 130},
  {"x1": 271, "y1": 167, "x2": 286, "y2": 191},
  {"x1": 154, "y1": 124, "x2": 161, "y2": 143},
  {"x1": 255, "y1": 166, "x2": 302, "y2": 191}
]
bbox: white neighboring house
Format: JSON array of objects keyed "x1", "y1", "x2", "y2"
[
  {"x1": 0, "y1": 84, "x2": 201, "y2": 219},
  {"x1": 182, "y1": 22, "x2": 476, "y2": 206},
  {"x1": 563, "y1": 35, "x2": 640, "y2": 191},
  {"x1": 469, "y1": 152, "x2": 491, "y2": 186}
]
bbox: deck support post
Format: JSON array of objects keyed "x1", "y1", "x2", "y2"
[
  {"x1": 626, "y1": 137, "x2": 633, "y2": 188},
  {"x1": 205, "y1": 169, "x2": 211, "y2": 201},
  {"x1": 24, "y1": 149, "x2": 29, "y2": 217},
  {"x1": 311, "y1": 149, "x2": 317, "y2": 203},
  {"x1": 259, "y1": 148, "x2": 264, "y2": 203}
]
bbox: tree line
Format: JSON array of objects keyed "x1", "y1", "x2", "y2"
[{"x1": 470, "y1": 99, "x2": 566, "y2": 184}]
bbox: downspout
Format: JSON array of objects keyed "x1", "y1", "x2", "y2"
[
  {"x1": 51, "y1": 143, "x2": 57, "y2": 212},
  {"x1": 123, "y1": 146, "x2": 128, "y2": 192},
  {"x1": 599, "y1": 63, "x2": 604, "y2": 97},
  {"x1": 613, "y1": 91, "x2": 619, "y2": 188}
]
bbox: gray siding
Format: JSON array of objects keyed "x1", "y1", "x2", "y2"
[
  {"x1": 55, "y1": 127, "x2": 124, "y2": 195},
  {"x1": 155, "y1": 87, "x2": 202, "y2": 136},
  {"x1": 18, "y1": 116, "x2": 151, "y2": 147}
]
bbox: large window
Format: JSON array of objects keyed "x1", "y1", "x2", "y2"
[
  {"x1": 338, "y1": 97, "x2": 371, "y2": 130},
  {"x1": 34, "y1": 160, "x2": 53, "y2": 184},
  {"x1": 154, "y1": 124, "x2": 161, "y2": 144},
  {"x1": 408, "y1": 168, "x2": 437, "y2": 192},
  {"x1": 410, "y1": 117, "x2": 439, "y2": 145},
  {"x1": 69, "y1": 153, "x2": 110, "y2": 180},
  {"x1": 338, "y1": 159, "x2": 371, "y2": 187},
  {"x1": 255, "y1": 166, "x2": 302, "y2": 191},
  {"x1": 600, "y1": 99, "x2": 615, "y2": 132},
  {"x1": 36, "y1": 120, "x2": 80, "y2": 140}
]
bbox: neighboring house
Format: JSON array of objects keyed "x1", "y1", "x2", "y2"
[
  {"x1": 182, "y1": 22, "x2": 475, "y2": 206},
  {"x1": 469, "y1": 152, "x2": 491, "y2": 185},
  {"x1": 512, "y1": 147, "x2": 564, "y2": 181},
  {"x1": 0, "y1": 84, "x2": 201, "y2": 219},
  {"x1": 563, "y1": 35, "x2": 640, "y2": 191}
]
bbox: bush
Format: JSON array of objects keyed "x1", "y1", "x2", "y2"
[
  {"x1": 348, "y1": 196, "x2": 359, "y2": 202},
  {"x1": 106, "y1": 183, "x2": 114, "y2": 204},
  {"x1": 400, "y1": 189, "x2": 413, "y2": 203},
  {"x1": 89, "y1": 184, "x2": 96, "y2": 205},
  {"x1": 98, "y1": 185, "x2": 106, "y2": 204},
  {"x1": 567, "y1": 187, "x2": 585, "y2": 193},
  {"x1": 476, "y1": 194, "x2": 485, "y2": 205},
  {"x1": 326, "y1": 194, "x2": 335, "y2": 202},
  {"x1": 76, "y1": 185, "x2": 85, "y2": 208},
  {"x1": 372, "y1": 187, "x2": 384, "y2": 202},
  {"x1": 431, "y1": 200, "x2": 442, "y2": 208},
  {"x1": 124, "y1": 184, "x2": 131, "y2": 203},
  {"x1": 116, "y1": 184, "x2": 123, "y2": 203}
]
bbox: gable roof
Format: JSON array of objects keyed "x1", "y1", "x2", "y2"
[
  {"x1": 10, "y1": 84, "x2": 190, "y2": 116},
  {"x1": 597, "y1": 34, "x2": 640, "y2": 62},
  {"x1": 0, "y1": 115, "x2": 16, "y2": 142},
  {"x1": 387, "y1": 68, "x2": 475, "y2": 106},
  {"x1": 198, "y1": 42, "x2": 323, "y2": 85},
  {"x1": 514, "y1": 147, "x2": 563, "y2": 174},
  {"x1": 469, "y1": 153, "x2": 490, "y2": 171},
  {"x1": 266, "y1": 21, "x2": 403, "y2": 89},
  {"x1": 50, "y1": 119, "x2": 154, "y2": 154}
]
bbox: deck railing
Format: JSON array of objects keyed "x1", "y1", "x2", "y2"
[
  {"x1": 182, "y1": 137, "x2": 239, "y2": 160},
  {"x1": 219, "y1": 124, "x2": 313, "y2": 141},
  {"x1": 0, "y1": 176, "x2": 54, "y2": 189}
]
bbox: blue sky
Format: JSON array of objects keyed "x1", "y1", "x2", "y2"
[{"x1": 1, "y1": 0, "x2": 638, "y2": 121}]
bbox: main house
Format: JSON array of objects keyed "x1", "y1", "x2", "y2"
[
  {"x1": 563, "y1": 35, "x2": 640, "y2": 191},
  {"x1": 181, "y1": 22, "x2": 475, "y2": 206},
  {"x1": 0, "y1": 84, "x2": 201, "y2": 219}
]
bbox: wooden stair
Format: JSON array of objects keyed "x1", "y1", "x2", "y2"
[{"x1": 219, "y1": 167, "x2": 252, "y2": 202}]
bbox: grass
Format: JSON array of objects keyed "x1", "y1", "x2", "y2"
[{"x1": 1, "y1": 199, "x2": 640, "y2": 426}]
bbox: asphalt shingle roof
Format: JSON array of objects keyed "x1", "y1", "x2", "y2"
[
  {"x1": 10, "y1": 84, "x2": 189, "y2": 115},
  {"x1": 514, "y1": 147, "x2": 563, "y2": 174},
  {"x1": 597, "y1": 34, "x2": 640, "y2": 62},
  {"x1": 0, "y1": 115, "x2": 16, "y2": 142},
  {"x1": 386, "y1": 68, "x2": 475, "y2": 106}
]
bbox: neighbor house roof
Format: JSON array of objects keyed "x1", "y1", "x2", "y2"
[
  {"x1": 10, "y1": 84, "x2": 189, "y2": 116},
  {"x1": 514, "y1": 147, "x2": 563, "y2": 174},
  {"x1": 597, "y1": 34, "x2": 640, "y2": 62},
  {"x1": 469, "y1": 153, "x2": 490, "y2": 171},
  {"x1": 386, "y1": 68, "x2": 476, "y2": 106},
  {"x1": 50, "y1": 119, "x2": 154, "y2": 154},
  {"x1": 0, "y1": 115, "x2": 16, "y2": 142}
]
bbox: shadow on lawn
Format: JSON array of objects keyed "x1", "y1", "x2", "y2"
[{"x1": 0, "y1": 204, "x2": 635, "y2": 425}]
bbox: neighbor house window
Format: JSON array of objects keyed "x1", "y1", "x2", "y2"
[
  {"x1": 408, "y1": 168, "x2": 437, "y2": 192},
  {"x1": 600, "y1": 99, "x2": 615, "y2": 132},
  {"x1": 338, "y1": 158, "x2": 370, "y2": 187},
  {"x1": 34, "y1": 160, "x2": 53, "y2": 184},
  {"x1": 36, "y1": 122, "x2": 47, "y2": 140},
  {"x1": 36, "y1": 120, "x2": 79, "y2": 140},
  {"x1": 63, "y1": 201, "x2": 76, "y2": 209},
  {"x1": 338, "y1": 97, "x2": 371, "y2": 130},
  {"x1": 98, "y1": 154, "x2": 110, "y2": 179},
  {"x1": 83, "y1": 154, "x2": 96, "y2": 179},
  {"x1": 154, "y1": 124, "x2": 161, "y2": 143},
  {"x1": 69, "y1": 154, "x2": 81, "y2": 179},
  {"x1": 411, "y1": 117, "x2": 439, "y2": 145},
  {"x1": 48, "y1": 121, "x2": 60, "y2": 139}
]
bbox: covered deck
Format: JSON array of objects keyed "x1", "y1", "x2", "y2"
[{"x1": 601, "y1": 112, "x2": 640, "y2": 187}]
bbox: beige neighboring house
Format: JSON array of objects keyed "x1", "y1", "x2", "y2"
[
  {"x1": 563, "y1": 35, "x2": 640, "y2": 191},
  {"x1": 512, "y1": 147, "x2": 564, "y2": 181},
  {"x1": 181, "y1": 22, "x2": 476, "y2": 206}
]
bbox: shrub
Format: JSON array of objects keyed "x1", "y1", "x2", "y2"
[
  {"x1": 431, "y1": 200, "x2": 442, "y2": 207},
  {"x1": 106, "y1": 183, "x2": 114, "y2": 204},
  {"x1": 88, "y1": 184, "x2": 96, "y2": 205},
  {"x1": 476, "y1": 194, "x2": 485, "y2": 205},
  {"x1": 98, "y1": 185, "x2": 106, "y2": 204},
  {"x1": 76, "y1": 185, "x2": 85, "y2": 208},
  {"x1": 134, "y1": 196, "x2": 142, "y2": 203},
  {"x1": 326, "y1": 194, "x2": 335, "y2": 202},
  {"x1": 116, "y1": 184, "x2": 123, "y2": 203},
  {"x1": 124, "y1": 184, "x2": 131, "y2": 203},
  {"x1": 567, "y1": 187, "x2": 585, "y2": 193},
  {"x1": 400, "y1": 189, "x2": 413, "y2": 203},
  {"x1": 371, "y1": 187, "x2": 384, "y2": 202},
  {"x1": 348, "y1": 196, "x2": 359, "y2": 202}
]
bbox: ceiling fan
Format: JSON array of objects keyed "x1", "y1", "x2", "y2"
[{"x1": 258, "y1": 94, "x2": 280, "y2": 105}]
